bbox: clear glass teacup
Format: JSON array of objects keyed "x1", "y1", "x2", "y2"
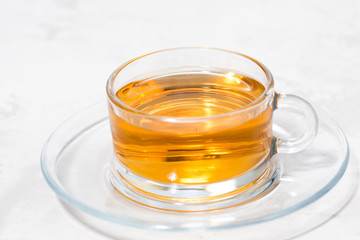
[{"x1": 106, "y1": 47, "x2": 318, "y2": 211}]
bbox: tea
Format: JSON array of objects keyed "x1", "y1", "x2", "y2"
[{"x1": 109, "y1": 70, "x2": 273, "y2": 184}]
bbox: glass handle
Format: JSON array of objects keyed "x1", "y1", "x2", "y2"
[{"x1": 274, "y1": 93, "x2": 318, "y2": 154}]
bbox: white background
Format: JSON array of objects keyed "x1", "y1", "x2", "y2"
[{"x1": 0, "y1": 0, "x2": 359, "y2": 239}]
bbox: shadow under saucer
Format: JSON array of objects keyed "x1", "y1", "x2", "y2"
[{"x1": 59, "y1": 154, "x2": 358, "y2": 240}]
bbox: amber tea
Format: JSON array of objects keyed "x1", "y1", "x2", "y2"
[{"x1": 109, "y1": 70, "x2": 273, "y2": 184}]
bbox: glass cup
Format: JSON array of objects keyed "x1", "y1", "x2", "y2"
[{"x1": 106, "y1": 47, "x2": 318, "y2": 211}]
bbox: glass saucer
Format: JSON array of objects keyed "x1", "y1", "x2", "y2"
[{"x1": 41, "y1": 101, "x2": 349, "y2": 232}]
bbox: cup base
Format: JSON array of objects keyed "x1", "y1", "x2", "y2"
[{"x1": 108, "y1": 156, "x2": 281, "y2": 212}]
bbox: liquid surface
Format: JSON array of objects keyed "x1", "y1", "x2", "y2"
[
  {"x1": 116, "y1": 71, "x2": 265, "y2": 117},
  {"x1": 109, "y1": 71, "x2": 273, "y2": 184}
]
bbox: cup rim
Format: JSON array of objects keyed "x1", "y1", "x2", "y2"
[{"x1": 106, "y1": 47, "x2": 275, "y2": 122}]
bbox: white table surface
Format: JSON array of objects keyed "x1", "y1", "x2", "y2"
[{"x1": 1, "y1": 0, "x2": 359, "y2": 239}]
